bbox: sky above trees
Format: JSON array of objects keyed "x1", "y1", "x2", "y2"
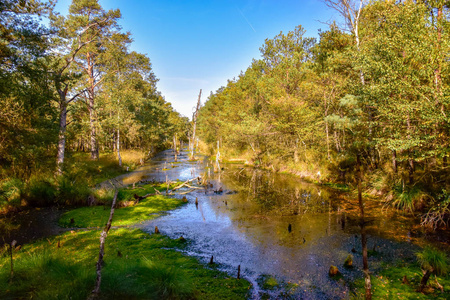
[{"x1": 54, "y1": 0, "x2": 338, "y2": 118}]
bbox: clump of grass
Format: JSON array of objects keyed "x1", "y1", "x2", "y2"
[
  {"x1": 416, "y1": 247, "x2": 449, "y2": 292},
  {"x1": 56, "y1": 176, "x2": 91, "y2": 206},
  {"x1": 258, "y1": 275, "x2": 279, "y2": 290},
  {"x1": 388, "y1": 183, "x2": 430, "y2": 213},
  {"x1": 0, "y1": 177, "x2": 24, "y2": 210}
]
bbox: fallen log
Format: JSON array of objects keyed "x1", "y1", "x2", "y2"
[{"x1": 88, "y1": 190, "x2": 119, "y2": 299}]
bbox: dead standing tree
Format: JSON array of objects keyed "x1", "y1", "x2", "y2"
[{"x1": 189, "y1": 89, "x2": 202, "y2": 160}]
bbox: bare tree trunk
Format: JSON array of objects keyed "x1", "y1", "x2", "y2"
[
  {"x1": 357, "y1": 154, "x2": 372, "y2": 300},
  {"x1": 419, "y1": 270, "x2": 432, "y2": 293},
  {"x1": 117, "y1": 128, "x2": 122, "y2": 167},
  {"x1": 56, "y1": 100, "x2": 67, "y2": 175},
  {"x1": 392, "y1": 150, "x2": 397, "y2": 173},
  {"x1": 190, "y1": 89, "x2": 202, "y2": 160},
  {"x1": 89, "y1": 190, "x2": 119, "y2": 300}
]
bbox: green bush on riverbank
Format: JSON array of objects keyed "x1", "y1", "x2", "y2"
[{"x1": 0, "y1": 150, "x2": 145, "y2": 213}]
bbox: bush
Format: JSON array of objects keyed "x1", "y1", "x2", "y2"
[
  {"x1": 56, "y1": 176, "x2": 91, "y2": 206},
  {"x1": 0, "y1": 178, "x2": 24, "y2": 209},
  {"x1": 25, "y1": 176, "x2": 57, "y2": 207}
]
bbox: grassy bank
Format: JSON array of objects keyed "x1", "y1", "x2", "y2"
[
  {"x1": 0, "y1": 150, "x2": 147, "y2": 214},
  {"x1": 1, "y1": 178, "x2": 251, "y2": 299},
  {"x1": 0, "y1": 228, "x2": 250, "y2": 299},
  {"x1": 59, "y1": 182, "x2": 183, "y2": 228},
  {"x1": 351, "y1": 260, "x2": 450, "y2": 299}
]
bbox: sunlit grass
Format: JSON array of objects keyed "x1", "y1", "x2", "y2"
[
  {"x1": 59, "y1": 194, "x2": 184, "y2": 228},
  {"x1": 351, "y1": 260, "x2": 450, "y2": 299},
  {"x1": 0, "y1": 228, "x2": 250, "y2": 299}
]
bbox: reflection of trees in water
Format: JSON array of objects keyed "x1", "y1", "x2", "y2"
[{"x1": 229, "y1": 168, "x2": 338, "y2": 215}]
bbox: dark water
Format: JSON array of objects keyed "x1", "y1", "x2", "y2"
[
  {"x1": 0, "y1": 207, "x2": 68, "y2": 246},
  {"x1": 131, "y1": 150, "x2": 450, "y2": 299}
]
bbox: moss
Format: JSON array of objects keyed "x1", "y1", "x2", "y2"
[
  {"x1": 59, "y1": 195, "x2": 184, "y2": 228},
  {"x1": 351, "y1": 261, "x2": 450, "y2": 299}
]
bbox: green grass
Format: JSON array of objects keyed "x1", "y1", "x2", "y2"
[
  {"x1": 351, "y1": 260, "x2": 450, "y2": 299},
  {"x1": 0, "y1": 228, "x2": 250, "y2": 299},
  {"x1": 59, "y1": 182, "x2": 185, "y2": 228}
]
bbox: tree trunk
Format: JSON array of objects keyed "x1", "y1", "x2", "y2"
[
  {"x1": 190, "y1": 89, "x2": 202, "y2": 160},
  {"x1": 89, "y1": 190, "x2": 118, "y2": 299},
  {"x1": 409, "y1": 156, "x2": 414, "y2": 185},
  {"x1": 56, "y1": 100, "x2": 67, "y2": 175},
  {"x1": 89, "y1": 92, "x2": 98, "y2": 160},
  {"x1": 357, "y1": 154, "x2": 372, "y2": 300},
  {"x1": 87, "y1": 51, "x2": 99, "y2": 160},
  {"x1": 392, "y1": 150, "x2": 397, "y2": 173},
  {"x1": 117, "y1": 128, "x2": 122, "y2": 167},
  {"x1": 419, "y1": 270, "x2": 432, "y2": 293}
]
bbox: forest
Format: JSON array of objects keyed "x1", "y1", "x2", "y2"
[
  {"x1": 1, "y1": 0, "x2": 450, "y2": 299},
  {"x1": 198, "y1": 0, "x2": 450, "y2": 230},
  {"x1": 0, "y1": 0, "x2": 188, "y2": 209}
]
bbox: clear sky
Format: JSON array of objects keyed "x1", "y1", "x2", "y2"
[{"x1": 54, "y1": 0, "x2": 339, "y2": 119}]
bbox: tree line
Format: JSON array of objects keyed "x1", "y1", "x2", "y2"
[
  {"x1": 0, "y1": 0, "x2": 188, "y2": 180},
  {"x1": 198, "y1": 0, "x2": 450, "y2": 228}
]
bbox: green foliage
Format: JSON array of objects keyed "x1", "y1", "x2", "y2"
[
  {"x1": 416, "y1": 247, "x2": 449, "y2": 276},
  {"x1": 0, "y1": 178, "x2": 24, "y2": 209},
  {"x1": 390, "y1": 184, "x2": 428, "y2": 213},
  {"x1": 25, "y1": 176, "x2": 57, "y2": 207},
  {"x1": 197, "y1": 0, "x2": 450, "y2": 224}
]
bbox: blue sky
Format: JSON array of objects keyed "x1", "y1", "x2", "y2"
[{"x1": 55, "y1": 0, "x2": 338, "y2": 118}]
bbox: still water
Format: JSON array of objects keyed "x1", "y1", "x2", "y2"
[{"x1": 124, "y1": 149, "x2": 449, "y2": 299}]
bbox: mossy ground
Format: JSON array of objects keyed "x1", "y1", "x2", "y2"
[
  {"x1": 351, "y1": 261, "x2": 450, "y2": 299},
  {"x1": 1, "y1": 179, "x2": 251, "y2": 299},
  {"x1": 0, "y1": 228, "x2": 250, "y2": 299},
  {"x1": 59, "y1": 182, "x2": 184, "y2": 228}
]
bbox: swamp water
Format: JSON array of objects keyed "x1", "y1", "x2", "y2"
[
  {"x1": 120, "y1": 149, "x2": 449, "y2": 299},
  {"x1": 2, "y1": 149, "x2": 448, "y2": 299}
]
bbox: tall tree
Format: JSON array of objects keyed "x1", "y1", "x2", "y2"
[
  {"x1": 49, "y1": 0, "x2": 120, "y2": 174},
  {"x1": 70, "y1": 0, "x2": 122, "y2": 160}
]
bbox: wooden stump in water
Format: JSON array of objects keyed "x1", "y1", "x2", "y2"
[
  {"x1": 237, "y1": 265, "x2": 241, "y2": 279},
  {"x1": 209, "y1": 255, "x2": 214, "y2": 264},
  {"x1": 329, "y1": 265, "x2": 340, "y2": 277},
  {"x1": 155, "y1": 226, "x2": 160, "y2": 234},
  {"x1": 344, "y1": 255, "x2": 353, "y2": 268}
]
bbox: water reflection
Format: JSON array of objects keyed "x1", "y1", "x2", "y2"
[{"x1": 139, "y1": 151, "x2": 447, "y2": 299}]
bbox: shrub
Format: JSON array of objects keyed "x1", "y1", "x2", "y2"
[
  {"x1": 0, "y1": 178, "x2": 24, "y2": 208},
  {"x1": 56, "y1": 176, "x2": 91, "y2": 206},
  {"x1": 25, "y1": 176, "x2": 57, "y2": 207}
]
